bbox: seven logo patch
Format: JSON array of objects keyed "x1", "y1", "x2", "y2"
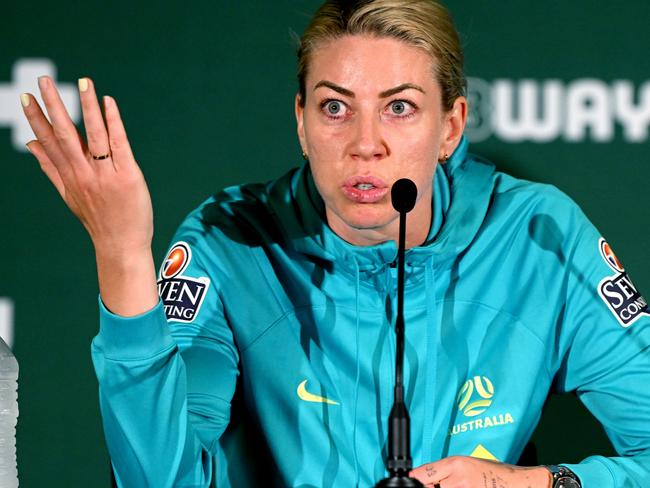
[
  {"x1": 157, "y1": 242, "x2": 210, "y2": 323},
  {"x1": 597, "y1": 238, "x2": 649, "y2": 327}
]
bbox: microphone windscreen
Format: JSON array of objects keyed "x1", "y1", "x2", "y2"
[{"x1": 391, "y1": 178, "x2": 417, "y2": 213}]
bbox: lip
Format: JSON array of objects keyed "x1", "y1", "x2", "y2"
[{"x1": 342, "y1": 175, "x2": 390, "y2": 203}]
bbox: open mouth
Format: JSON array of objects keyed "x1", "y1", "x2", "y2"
[
  {"x1": 342, "y1": 176, "x2": 389, "y2": 203},
  {"x1": 355, "y1": 183, "x2": 376, "y2": 190}
]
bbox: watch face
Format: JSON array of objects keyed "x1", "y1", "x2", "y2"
[{"x1": 557, "y1": 476, "x2": 581, "y2": 488}]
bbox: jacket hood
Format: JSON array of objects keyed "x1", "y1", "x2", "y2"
[{"x1": 268, "y1": 136, "x2": 497, "y2": 272}]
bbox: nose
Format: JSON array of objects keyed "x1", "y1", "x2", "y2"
[{"x1": 349, "y1": 111, "x2": 388, "y2": 161}]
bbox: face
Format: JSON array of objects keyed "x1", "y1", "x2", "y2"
[{"x1": 296, "y1": 35, "x2": 466, "y2": 247}]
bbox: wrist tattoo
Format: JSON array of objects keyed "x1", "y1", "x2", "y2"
[{"x1": 481, "y1": 470, "x2": 507, "y2": 488}]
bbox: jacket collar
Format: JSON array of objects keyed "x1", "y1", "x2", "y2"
[{"x1": 269, "y1": 135, "x2": 495, "y2": 274}]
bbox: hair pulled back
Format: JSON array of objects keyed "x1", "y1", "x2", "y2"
[{"x1": 297, "y1": 0, "x2": 466, "y2": 112}]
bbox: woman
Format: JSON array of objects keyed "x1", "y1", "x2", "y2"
[{"x1": 20, "y1": 1, "x2": 650, "y2": 487}]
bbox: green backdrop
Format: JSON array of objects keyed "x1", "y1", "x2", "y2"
[{"x1": 1, "y1": 1, "x2": 648, "y2": 486}]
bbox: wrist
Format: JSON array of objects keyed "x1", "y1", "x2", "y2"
[
  {"x1": 532, "y1": 466, "x2": 554, "y2": 488},
  {"x1": 93, "y1": 237, "x2": 152, "y2": 261},
  {"x1": 95, "y1": 245, "x2": 156, "y2": 282},
  {"x1": 95, "y1": 246, "x2": 159, "y2": 317}
]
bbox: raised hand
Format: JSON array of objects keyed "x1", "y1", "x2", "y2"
[{"x1": 21, "y1": 77, "x2": 159, "y2": 316}]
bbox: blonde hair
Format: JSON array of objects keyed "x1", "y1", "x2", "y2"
[{"x1": 297, "y1": 0, "x2": 465, "y2": 112}]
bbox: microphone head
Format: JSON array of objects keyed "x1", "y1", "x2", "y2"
[{"x1": 391, "y1": 178, "x2": 417, "y2": 213}]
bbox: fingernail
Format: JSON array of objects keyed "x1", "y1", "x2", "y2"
[
  {"x1": 25, "y1": 142, "x2": 33, "y2": 154},
  {"x1": 20, "y1": 93, "x2": 30, "y2": 107},
  {"x1": 103, "y1": 95, "x2": 113, "y2": 107},
  {"x1": 38, "y1": 76, "x2": 49, "y2": 90},
  {"x1": 78, "y1": 78, "x2": 89, "y2": 92}
]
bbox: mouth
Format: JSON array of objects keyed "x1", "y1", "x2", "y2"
[{"x1": 342, "y1": 175, "x2": 390, "y2": 203}]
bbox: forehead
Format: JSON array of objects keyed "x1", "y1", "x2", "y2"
[{"x1": 307, "y1": 35, "x2": 437, "y2": 90}]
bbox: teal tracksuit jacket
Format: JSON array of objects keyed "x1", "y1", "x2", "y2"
[{"x1": 92, "y1": 137, "x2": 650, "y2": 487}]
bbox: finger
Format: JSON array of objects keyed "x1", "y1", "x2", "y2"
[
  {"x1": 20, "y1": 92, "x2": 75, "y2": 183},
  {"x1": 38, "y1": 76, "x2": 90, "y2": 172},
  {"x1": 410, "y1": 461, "x2": 451, "y2": 485},
  {"x1": 410, "y1": 466, "x2": 440, "y2": 484},
  {"x1": 78, "y1": 77, "x2": 111, "y2": 162},
  {"x1": 26, "y1": 140, "x2": 67, "y2": 199},
  {"x1": 103, "y1": 95, "x2": 135, "y2": 170}
]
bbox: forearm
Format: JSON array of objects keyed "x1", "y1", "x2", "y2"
[{"x1": 92, "y1": 302, "x2": 215, "y2": 487}]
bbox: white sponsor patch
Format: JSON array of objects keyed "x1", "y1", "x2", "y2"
[
  {"x1": 157, "y1": 242, "x2": 210, "y2": 323},
  {"x1": 597, "y1": 238, "x2": 649, "y2": 327}
]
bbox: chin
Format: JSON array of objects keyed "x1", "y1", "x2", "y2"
[{"x1": 339, "y1": 204, "x2": 396, "y2": 231}]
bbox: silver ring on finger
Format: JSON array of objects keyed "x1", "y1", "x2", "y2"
[{"x1": 92, "y1": 152, "x2": 111, "y2": 160}]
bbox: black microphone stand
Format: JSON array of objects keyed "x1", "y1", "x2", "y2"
[{"x1": 375, "y1": 180, "x2": 424, "y2": 488}]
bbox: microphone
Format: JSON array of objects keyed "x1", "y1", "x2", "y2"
[
  {"x1": 391, "y1": 178, "x2": 417, "y2": 213},
  {"x1": 375, "y1": 179, "x2": 424, "y2": 488}
]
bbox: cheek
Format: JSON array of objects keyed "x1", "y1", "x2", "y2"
[
  {"x1": 387, "y1": 111, "x2": 443, "y2": 154},
  {"x1": 308, "y1": 154, "x2": 339, "y2": 195},
  {"x1": 308, "y1": 163, "x2": 342, "y2": 215},
  {"x1": 392, "y1": 134, "x2": 438, "y2": 174},
  {"x1": 393, "y1": 142, "x2": 438, "y2": 199},
  {"x1": 303, "y1": 110, "x2": 351, "y2": 155},
  {"x1": 304, "y1": 122, "x2": 348, "y2": 191}
]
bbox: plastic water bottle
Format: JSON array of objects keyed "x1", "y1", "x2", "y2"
[{"x1": 0, "y1": 337, "x2": 18, "y2": 487}]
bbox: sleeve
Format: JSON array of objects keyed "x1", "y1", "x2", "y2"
[
  {"x1": 91, "y1": 224, "x2": 240, "y2": 487},
  {"x1": 552, "y1": 212, "x2": 650, "y2": 487}
]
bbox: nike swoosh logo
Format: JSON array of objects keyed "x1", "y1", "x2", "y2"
[{"x1": 297, "y1": 380, "x2": 340, "y2": 405}]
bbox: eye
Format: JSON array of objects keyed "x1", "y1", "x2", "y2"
[
  {"x1": 321, "y1": 99, "x2": 349, "y2": 119},
  {"x1": 325, "y1": 100, "x2": 343, "y2": 114},
  {"x1": 386, "y1": 99, "x2": 417, "y2": 118},
  {"x1": 391, "y1": 101, "x2": 406, "y2": 114}
]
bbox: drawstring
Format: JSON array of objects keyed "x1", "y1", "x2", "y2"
[
  {"x1": 421, "y1": 256, "x2": 438, "y2": 462},
  {"x1": 352, "y1": 257, "x2": 361, "y2": 487}
]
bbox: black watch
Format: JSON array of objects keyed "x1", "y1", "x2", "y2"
[{"x1": 546, "y1": 465, "x2": 582, "y2": 488}]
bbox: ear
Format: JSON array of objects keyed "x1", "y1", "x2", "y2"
[
  {"x1": 439, "y1": 96, "x2": 468, "y2": 160},
  {"x1": 295, "y1": 93, "x2": 307, "y2": 154}
]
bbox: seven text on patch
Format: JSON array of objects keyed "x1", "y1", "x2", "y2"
[{"x1": 158, "y1": 276, "x2": 210, "y2": 322}]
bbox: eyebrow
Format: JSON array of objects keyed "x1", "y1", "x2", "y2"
[
  {"x1": 313, "y1": 80, "x2": 354, "y2": 97},
  {"x1": 379, "y1": 83, "x2": 425, "y2": 98},
  {"x1": 313, "y1": 81, "x2": 425, "y2": 98}
]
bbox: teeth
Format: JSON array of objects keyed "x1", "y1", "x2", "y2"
[{"x1": 356, "y1": 183, "x2": 375, "y2": 190}]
